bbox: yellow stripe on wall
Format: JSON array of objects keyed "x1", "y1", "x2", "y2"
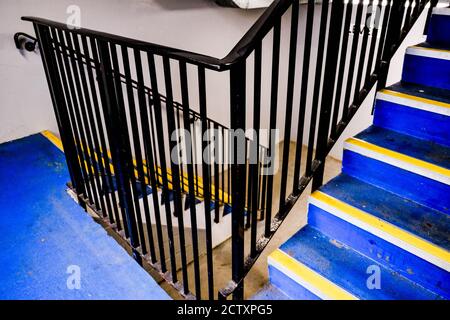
[
  {"x1": 379, "y1": 89, "x2": 450, "y2": 109},
  {"x1": 311, "y1": 191, "x2": 450, "y2": 266},
  {"x1": 346, "y1": 137, "x2": 450, "y2": 179},
  {"x1": 269, "y1": 249, "x2": 358, "y2": 300}
]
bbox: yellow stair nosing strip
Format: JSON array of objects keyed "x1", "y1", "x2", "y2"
[
  {"x1": 268, "y1": 249, "x2": 358, "y2": 300},
  {"x1": 345, "y1": 137, "x2": 450, "y2": 180},
  {"x1": 40, "y1": 130, "x2": 232, "y2": 204},
  {"x1": 41, "y1": 130, "x2": 63, "y2": 152},
  {"x1": 379, "y1": 89, "x2": 450, "y2": 110},
  {"x1": 409, "y1": 45, "x2": 450, "y2": 54},
  {"x1": 310, "y1": 191, "x2": 450, "y2": 270}
]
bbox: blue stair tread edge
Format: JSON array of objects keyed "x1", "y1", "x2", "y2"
[
  {"x1": 319, "y1": 173, "x2": 450, "y2": 251},
  {"x1": 387, "y1": 81, "x2": 450, "y2": 104},
  {"x1": 278, "y1": 226, "x2": 444, "y2": 300},
  {"x1": 354, "y1": 125, "x2": 450, "y2": 170}
]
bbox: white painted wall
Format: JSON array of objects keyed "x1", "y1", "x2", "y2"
[
  {"x1": 328, "y1": 4, "x2": 429, "y2": 160},
  {"x1": 0, "y1": 0, "x2": 263, "y2": 143},
  {"x1": 0, "y1": 0, "x2": 431, "y2": 160}
]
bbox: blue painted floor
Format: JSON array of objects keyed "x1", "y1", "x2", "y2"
[{"x1": 0, "y1": 133, "x2": 170, "y2": 300}]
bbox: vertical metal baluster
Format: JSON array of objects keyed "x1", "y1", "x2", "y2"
[
  {"x1": 257, "y1": 146, "x2": 265, "y2": 221},
  {"x1": 148, "y1": 96, "x2": 160, "y2": 185},
  {"x1": 147, "y1": 53, "x2": 178, "y2": 282},
  {"x1": 293, "y1": 0, "x2": 315, "y2": 193},
  {"x1": 89, "y1": 36, "x2": 126, "y2": 234},
  {"x1": 179, "y1": 61, "x2": 201, "y2": 299},
  {"x1": 163, "y1": 57, "x2": 190, "y2": 295},
  {"x1": 110, "y1": 45, "x2": 147, "y2": 254},
  {"x1": 126, "y1": 48, "x2": 158, "y2": 261},
  {"x1": 55, "y1": 29, "x2": 94, "y2": 205},
  {"x1": 121, "y1": 48, "x2": 154, "y2": 257},
  {"x1": 245, "y1": 138, "x2": 252, "y2": 230},
  {"x1": 141, "y1": 82, "x2": 168, "y2": 272},
  {"x1": 342, "y1": 0, "x2": 364, "y2": 122},
  {"x1": 403, "y1": 0, "x2": 413, "y2": 31},
  {"x1": 221, "y1": 126, "x2": 225, "y2": 210},
  {"x1": 330, "y1": 1, "x2": 353, "y2": 140},
  {"x1": 229, "y1": 61, "x2": 246, "y2": 300},
  {"x1": 34, "y1": 25, "x2": 86, "y2": 206},
  {"x1": 305, "y1": 0, "x2": 330, "y2": 176},
  {"x1": 71, "y1": 32, "x2": 107, "y2": 217},
  {"x1": 198, "y1": 66, "x2": 214, "y2": 300},
  {"x1": 264, "y1": 17, "x2": 281, "y2": 238},
  {"x1": 313, "y1": 0, "x2": 345, "y2": 190},
  {"x1": 411, "y1": 0, "x2": 421, "y2": 22},
  {"x1": 79, "y1": 35, "x2": 116, "y2": 225},
  {"x1": 97, "y1": 39, "x2": 142, "y2": 264},
  {"x1": 279, "y1": 1, "x2": 299, "y2": 210},
  {"x1": 377, "y1": 0, "x2": 406, "y2": 90},
  {"x1": 64, "y1": 30, "x2": 102, "y2": 210},
  {"x1": 250, "y1": 41, "x2": 262, "y2": 258},
  {"x1": 374, "y1": 0, "x2": 393, "y2": 83},
  {"x1": 364, "y1": 1, "x2": 382, "y2": 86},
  {"x1": 353, "y1": 1, "x2": 374, "y2": 106},
  {"x1": 214, "y1": 122, "x2": 220, "y2": 224}
]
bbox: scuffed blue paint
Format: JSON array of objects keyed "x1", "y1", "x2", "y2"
[
  {"x1": 308, "y1": 204, "x2": 450, "y2": 299},
  {"x1": 355, "y1": 126, "x2": 450, "y2": 170},
  {"x1": 308, "y1": 174, "x2": 450, "y2": 298},
  {"x1": 387, "y1": 82, "x2": 450, "y2": 104},
  {"x1": 342, "y1": 150, "x2": 450, "y2": 214},
  {"x1": 321, "y1": 174, "x2": 450, "y2": 250},
  {"x1": 278, "y1": 227, "x2": 444, "y2": 300},
  {"x1": 268, "y1": 266, "x2": 320, "y2": 300},
  {"x1": 0, "y1": 134, "x2": 171, "y2": 300},
  {"x1": 402, "y1": 53, "x2": 450, "y2": 90}
]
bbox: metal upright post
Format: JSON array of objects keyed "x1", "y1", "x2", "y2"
[{"x1": 229, "y1": 61, "x2": 247, "y2": 300}]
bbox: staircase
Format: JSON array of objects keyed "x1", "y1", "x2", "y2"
[
  {"x1": 23, "y1": 0, "x2": 441, "y2": 299},
  {"x1": 256, "y1": 7, "x2": 450, "y2": 300}
]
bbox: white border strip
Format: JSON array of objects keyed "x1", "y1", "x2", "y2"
[
  {"x1": 376, "y1": 91, "x2": 450, "y2": 116},
  {"x1": 344, "y1": 140, "x2": 450, "y2": 185},
  {"x1": 406, "y1": 46, "x2": 450, "y2": 61},
  {"x1": 309, "y1": 196, "x2": 450, "y2": 272},
  {"x1": 432, "y1": 7, "x2": 450, "y2": 16},
  {"x1": 268, "y1": 252, "x2": 358, "y2": 300}
]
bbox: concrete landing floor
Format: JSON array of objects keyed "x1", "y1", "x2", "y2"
[{"x1": 0, "y1": 133, "x2": 170, "y2": 299}]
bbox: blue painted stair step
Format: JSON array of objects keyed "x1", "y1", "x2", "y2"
[
  {"x1": 308, "y1": 173, "x2": 450, "y2": 298},
  {"x1": 342, "y1": 126, "x2": 450, "y2": 214},
  {"x1": 257, "y1": 7, "x2": 450, "y2": 301},
  {"x1": 373, "y1": 82, "x2": 450, "y2": 146},
  {"x1": 427, "y1": 8, "x2": 450, "y2": 47},
  {"x1": 402, "y1": 44, "x2": 450, "y2": 90},
  {"x1": 268, "y1": 226, "x2": 444, "y2": 300}
]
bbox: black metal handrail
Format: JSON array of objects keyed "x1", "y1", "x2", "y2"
[
  {"x1": 24, "y1": 0, "x2": 438, "y2": 300},
  {"x1": 23, "y1": 0, "x2": 293, "y2": 70}
]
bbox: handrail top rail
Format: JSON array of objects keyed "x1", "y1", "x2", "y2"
[{"x1": 22, "y1": 0, "x2": 292, "y2": 71}]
